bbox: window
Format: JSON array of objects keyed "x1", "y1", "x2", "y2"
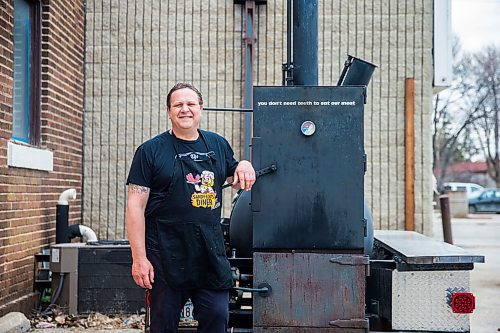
[
  {"x1": 482, "y1": 190, "x2": 494, "y2": 199},
  {"x1": 12, "y1": 0, "x2": 41, "y2": 146}
]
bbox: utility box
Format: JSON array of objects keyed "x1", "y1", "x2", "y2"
[
  {"x1": 367, "y1": 231, "x2": 484, "y2": 332},
  {"x1": 50, "y1": 243, "x2": 143, "y2": 314},
  {"x1": 252, "y1": 86, "x2": 366, "y2": 251}
]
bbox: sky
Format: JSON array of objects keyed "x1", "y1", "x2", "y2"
[{"x1": 452, "y1": 0, "x2": 500, "y2": 52}]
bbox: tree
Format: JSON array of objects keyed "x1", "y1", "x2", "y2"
[
  {"x1": 433, "y1": 40, "x2": 483, "y2": 189},
  {"x1": 469, "y1": 46, "x2": 500, "y2": 186},
  {"x1": 433, "y1": 41, "x2": 500, "y2": 189}
]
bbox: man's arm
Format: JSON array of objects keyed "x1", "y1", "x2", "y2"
[
  {"x1": 229, "y1": 160, "x2": 256, "y2": 190},
  {"x1": 126, "y1": 184, "x2": 154, "y2": 289}
]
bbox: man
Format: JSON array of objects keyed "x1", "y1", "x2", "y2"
[{"x1": 126, "y1": 83, "x2": 255, "y2": 333}]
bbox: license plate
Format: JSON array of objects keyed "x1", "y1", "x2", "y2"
[{"x1": 181, "y1": 299, "x2": 194, "y2": 319}]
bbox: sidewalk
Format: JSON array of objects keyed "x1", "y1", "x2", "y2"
[{"x1": 433, "y1": 211, "x2": 500, "y2": 333}]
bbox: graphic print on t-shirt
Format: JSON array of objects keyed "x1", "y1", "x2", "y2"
[{"x1": 186, "y1": 171, "x2": 219, "y2": 209}]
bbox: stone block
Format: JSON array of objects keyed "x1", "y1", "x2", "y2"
[{"x1": 0, "y1": 312, "x2": 30, "y2": 333}]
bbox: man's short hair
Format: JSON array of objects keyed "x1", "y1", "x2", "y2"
[{"x1": 166, "y1": 83, "x2": 204, "y2": 107}]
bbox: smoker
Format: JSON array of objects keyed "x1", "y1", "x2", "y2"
[
  {"x1": 223, "y1": 0, "x2": 376, "y2": 331},
  {"x1": 226, "y1": 85, "x2": 375, "y2": 332},
  {"x1": 223, "y1": 0, "x2": 483, "y2": 332},
  {"x1": 252, "y1": 85, "x2": 369, "y2": 332},
  {"x1": 225, "y1": 71, "x2": 483, "y2": 332}
]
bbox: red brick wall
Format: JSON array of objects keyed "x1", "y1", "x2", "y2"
[{"x1": 0, "y1": 0, "x2": 85, "y2": 315}]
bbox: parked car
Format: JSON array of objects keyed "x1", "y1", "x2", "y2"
[
  {"x1": 444, "y1": 182, "x2": 484, "y2": 199},
  {"x1": 468, "y1": 188, "x2": 500, "y2": 213}
]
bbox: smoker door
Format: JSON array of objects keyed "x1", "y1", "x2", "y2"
[
  {"x1": 252, "y1": 86, "x2": 365, "y2": 250},
  {"x1": 253, "y1": 252, "x2": 369, "y2": 331}
]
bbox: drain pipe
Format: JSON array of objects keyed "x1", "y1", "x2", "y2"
[
  {"x1": 56, "y1": 189, "x2": 76, "y2": 244},
  {"x1": 68, "y1": 224, "x2": 98, "y2": 243}
]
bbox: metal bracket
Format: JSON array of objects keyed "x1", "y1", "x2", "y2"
[{"x1": 281, "y1": 63, "x2": 294, "y2": 85}]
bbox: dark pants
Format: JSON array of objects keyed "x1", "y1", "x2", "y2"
[{"x1": 148, "y1": 250, "x2": 229, "y2": 333}]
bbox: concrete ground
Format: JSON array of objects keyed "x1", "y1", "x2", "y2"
[{"x1": 433, "y1": 211, "x2": 500, "y2": 333}]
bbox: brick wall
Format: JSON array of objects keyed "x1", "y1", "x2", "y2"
[{"x1": 0, "y1": 0, "x2": 85, "y2": 315}]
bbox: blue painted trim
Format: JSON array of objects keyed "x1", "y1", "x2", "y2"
[{"x1": 25, "y1": 16, "x2": 31, "y2": 141}]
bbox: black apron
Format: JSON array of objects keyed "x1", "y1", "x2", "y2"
[{"x1": 155, "y1": 132, "x2": 233, "y2": 291}]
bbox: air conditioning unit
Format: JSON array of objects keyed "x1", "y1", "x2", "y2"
[{"x1": 50, "y1": 242, "x2": 144, "y2": 314}]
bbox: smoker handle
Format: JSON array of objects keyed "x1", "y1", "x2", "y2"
[
  {"x1": 222, "y1": 163, "x2": 277, "y2": 189},
  {"x1": 329, "y1": 319, "x2": 369, "y2": 329},
  {"x1": 234, "y1": 283, "x2": 272, "y2": 297}
]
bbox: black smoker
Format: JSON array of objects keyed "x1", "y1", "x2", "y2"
[{"x1": 226, "y1": 0, "x2": 377, "y2": 331}]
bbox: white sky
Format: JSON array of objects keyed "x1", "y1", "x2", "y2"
[{"x1": 452, "y1": 0, "x2": 500, "y2": 52}]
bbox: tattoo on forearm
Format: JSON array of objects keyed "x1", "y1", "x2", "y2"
[{"x1": 128, "y1": 184, "x2": 150, "y2": 194}]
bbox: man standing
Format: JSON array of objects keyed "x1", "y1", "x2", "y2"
[{"x1": 126, "y1": 83, "x2": 255, "y2": 333}]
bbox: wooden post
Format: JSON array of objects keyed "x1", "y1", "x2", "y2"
[{"x1": 405, "y1": 78, "x2": 415, "y2": 231}]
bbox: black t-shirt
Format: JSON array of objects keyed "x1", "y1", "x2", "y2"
[{"x1": 126, "y1": 129, "x2": 238, "y2": 220}]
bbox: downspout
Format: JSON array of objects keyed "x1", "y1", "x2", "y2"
[
  {"x1": 81, "y1": 0, "x2": 88, "y2": 229},
  {"x1": 243, "y1": 1, "x2": 256, "y2": 160}
]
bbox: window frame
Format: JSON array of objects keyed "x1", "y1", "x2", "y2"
[{"x1": 12, "y1": 0, "x2": 41, "y2": 146}]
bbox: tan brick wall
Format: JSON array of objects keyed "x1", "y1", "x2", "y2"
[
  {"x1": 84, "y1": 0, "x2": 435, "y2": 238},
  {"x1": 0, "y1": 0, "x2": 85, "y2": 315},
  {"x1": 254, "y1": 0, "x2": 435, "y2": 234}
]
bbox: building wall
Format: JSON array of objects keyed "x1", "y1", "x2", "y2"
[
  {"x1": 83, "y1": 0, "x2": 434, "y2": 238},
  {"x1": 83, "y1": 0, "x2": 247, "y2": 238},
  {"x1": 0, "y1": 0, "x2": 85, "y2": 315}
]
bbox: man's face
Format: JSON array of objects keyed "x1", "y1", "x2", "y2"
[{"x1": 167, "y1": 88, "x2": 202, "y2": 133}]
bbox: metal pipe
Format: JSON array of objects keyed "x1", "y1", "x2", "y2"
[
  {"x1": 243, "y1": 1, "x2": 256, "y2": 160},
  {"x1": 292, "y1": 0, "x2": 318, "y2": 85},
  {"x1": 282, "y1": 0, "x2": 293, "y2": 85},
  {"x1": 286, "y1": 0, "x2": 292, "y2": 72},
  {"x1": 203, "y1": 107, "x2": 252, "y2": 112}
]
